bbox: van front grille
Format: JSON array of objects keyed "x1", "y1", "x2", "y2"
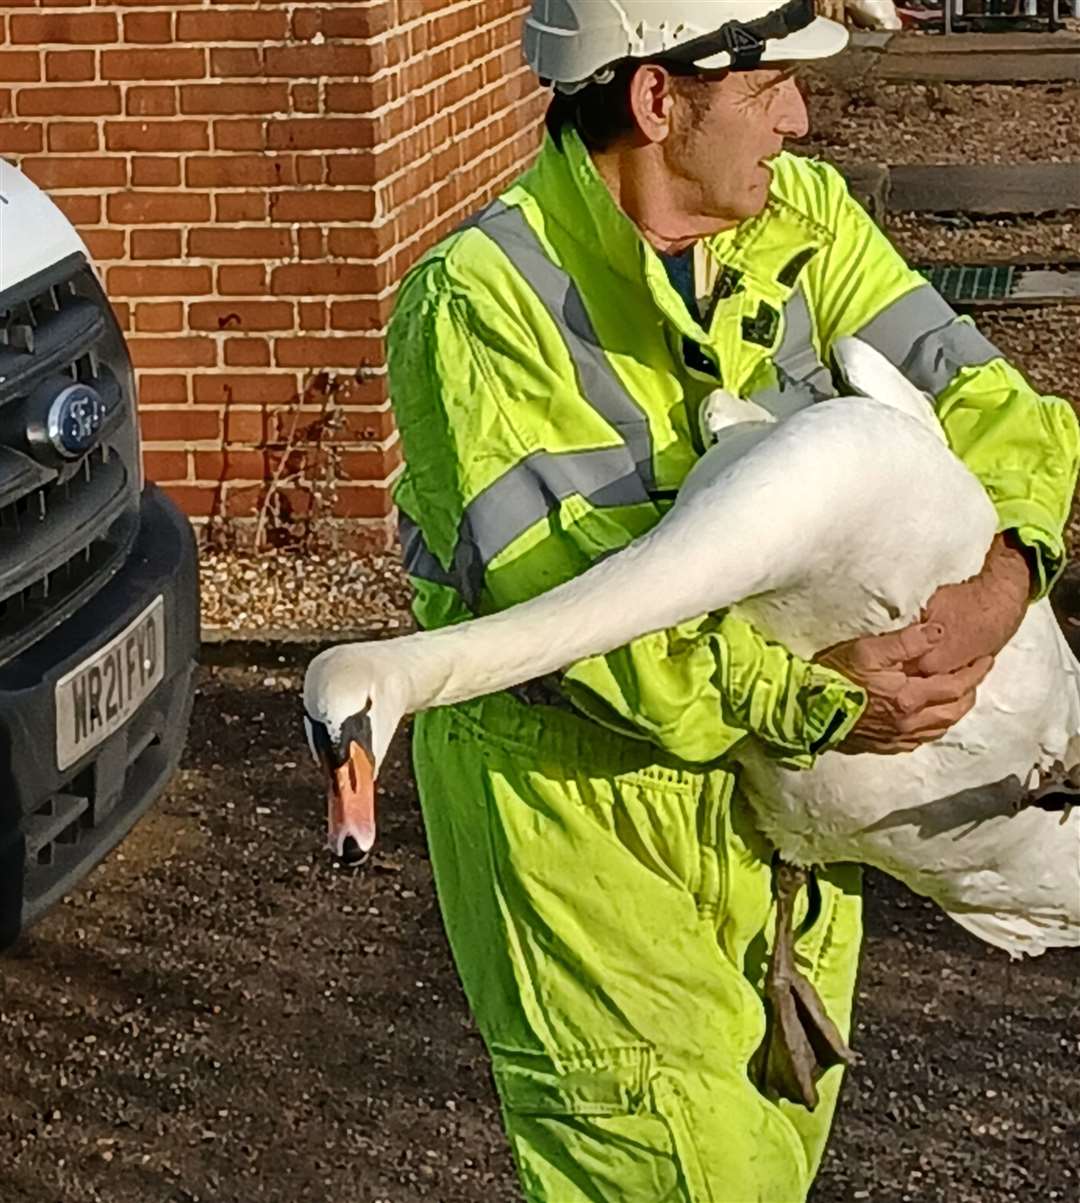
[{"x1": 0, "y1": 255, "x2": 139, "y2": 663}]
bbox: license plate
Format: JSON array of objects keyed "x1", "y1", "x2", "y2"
[{"x1": 55, "y1": 597, "x2": 166, "y2": 772}]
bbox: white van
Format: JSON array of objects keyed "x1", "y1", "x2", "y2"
[{"x1": 0, "y1": 159, "x2": 199, "y2": 944}]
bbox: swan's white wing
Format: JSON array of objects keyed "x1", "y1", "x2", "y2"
[{"x1": 832, "y1": 337, "x2": 946, "y2": 444}]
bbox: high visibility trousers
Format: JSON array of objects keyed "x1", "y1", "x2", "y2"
[{"x1": 414, "y1": 694, "x2": 863, "y2": 1203}]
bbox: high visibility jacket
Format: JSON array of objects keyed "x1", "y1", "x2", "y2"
[{"x1": 389, "y1": 127, "x2": 1080, "y2": 765}]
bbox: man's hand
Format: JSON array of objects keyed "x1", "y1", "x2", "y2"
[
  {"x1": 817, "y1": 622, "x2": 994, "y2": 755},
  {"x1": 816, "y1": 534, "x2": 1032, "y2": 755},
  {"x1": 913, "y1": 533, "x2": 1033, "y2": 676}
]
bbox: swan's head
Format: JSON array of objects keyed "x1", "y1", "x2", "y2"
[
  {"x1": 303, "y1": 644, "x2": 407, "y2": 866},
  {"x1": 699, "y1": 388, "x2": 776, "y2": 445}
]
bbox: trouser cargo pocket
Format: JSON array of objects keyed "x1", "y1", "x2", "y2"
[{"x1": 491, "y1": 1044, "x2": 714, "y2": 1203}]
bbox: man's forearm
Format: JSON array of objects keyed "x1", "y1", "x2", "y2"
[{"x1": 1000, "y1": 529, "x2": 1042, "y2": 600}]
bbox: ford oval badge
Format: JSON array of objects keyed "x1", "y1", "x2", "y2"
[{"x1": 47, "y1": 383, "x2": 107, "y2": 459}]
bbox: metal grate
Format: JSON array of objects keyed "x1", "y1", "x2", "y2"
[
  {"x1": 919, "y1": 264, "x2": 1017, "y2": 306},
  {"x1": 0, "y1": 520, "x2": 136, "y2": 660},
  {"x1": 942, "y1": 0, "x2": 1067, "y2": 34},
  {"x1": 0, "y1": 444, "x2": 119, "y2": 538}
]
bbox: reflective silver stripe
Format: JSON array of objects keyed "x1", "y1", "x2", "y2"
[
  {"x1": 854, "y1": 283, "x2": 1002, "y2": 397},
  {"x1": 402, "y1": 200, "x2": 662, "y2": 608},
  {"x1": 468, "y1": 200, "x2": 657, "y2": 492},
  {"x1": 749, "y1": 286, "x2": 836, "y2": 417},
  {"x1": 401, "y1": 448, "x2": 649, "y2": 610}
]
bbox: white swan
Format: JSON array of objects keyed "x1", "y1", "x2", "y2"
[
  {"x1": 304, "y1": 337, "x2": 1080, "y2": 961},
  {"x1": 845, "y1": 0, "x2": 902, "y2": 31},
  {"x1": 818, "y1": 0, "x2": 903, "y2": 31}
]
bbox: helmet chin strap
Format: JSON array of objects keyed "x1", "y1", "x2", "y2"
[
  {"x1": 550, "y1": 0, "x2": 818, "y2": 93},
  {"x1": 662, "y1": 0, "x2": 819, "y2": 72}
]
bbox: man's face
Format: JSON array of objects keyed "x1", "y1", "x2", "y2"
[{"x1": 665, "y1": 66, "x2": 810, "y2": 225}]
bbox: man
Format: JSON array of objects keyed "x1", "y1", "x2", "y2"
[{"x1": 386, "y1": 2, "x2": 1080, "y2": 1198}]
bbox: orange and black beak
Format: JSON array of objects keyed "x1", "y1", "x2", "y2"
[{"x1": 306, "y1": 710, "x2": 376, "y2": 866}]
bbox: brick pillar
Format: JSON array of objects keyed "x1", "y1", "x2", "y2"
[{"x1": 2, "y1": 1, "x2": 546, "y2": 549}]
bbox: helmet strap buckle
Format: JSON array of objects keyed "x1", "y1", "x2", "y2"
[
  {"x1": 717, "y1": 22, "x2": 767, "y2": 72},
  {"x1": 655, "y1": 0, "x2": 817, "y2": 74}
]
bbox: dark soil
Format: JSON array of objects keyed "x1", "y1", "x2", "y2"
[{"x1": 1, "y1": 661, "x2": 1078, "y2": 1203}]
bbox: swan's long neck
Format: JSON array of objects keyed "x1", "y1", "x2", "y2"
[
  {"x1": 399, "y1": 534, "x2": 710, "y2": 708},
  {"x1": 357, "y1": 441, "x2": 810, "y2": 717}
]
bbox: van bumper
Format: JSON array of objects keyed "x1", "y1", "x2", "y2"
[{"x1": 0, "y1": 485, "x2": 199, "y2": 946}]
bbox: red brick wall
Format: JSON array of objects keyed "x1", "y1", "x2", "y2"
[{"x1": 2, "y1": 0, "x2": 546, "y2": 548}]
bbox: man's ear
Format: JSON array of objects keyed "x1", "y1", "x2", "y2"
[{"x1": 627, "y1": 63, "x2": 678, "y2": 143}]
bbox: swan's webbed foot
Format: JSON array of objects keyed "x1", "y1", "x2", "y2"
[
  {"x1": 762, "y1": 861, "x2": 858, "y2": 1111},
  {"x1": 1022, "y1": 760, "x2": 1080, "y2": 824}
]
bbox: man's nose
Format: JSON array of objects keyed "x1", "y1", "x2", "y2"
[{"x1": 775, "y1": 76, "x2": 809, "y2": 141}]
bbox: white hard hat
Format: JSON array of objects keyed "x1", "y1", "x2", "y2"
[{"x1": 523, "y1": 0, "x2": 849, "y2": 91}]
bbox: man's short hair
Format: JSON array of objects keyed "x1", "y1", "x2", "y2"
[{"x1": 545, "y1": 60, "x2": 719, "y2": 152}]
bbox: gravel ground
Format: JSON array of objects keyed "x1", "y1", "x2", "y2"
[
  {"x1": 200, "y1": 551, "x2": 413, "y2": 638},
  {"x1": 888, "y1": 212, "x2": 1080, "y2": 266},
  {"x1": 803, "y1": 78, "x2": 1080, "y2": 166}
]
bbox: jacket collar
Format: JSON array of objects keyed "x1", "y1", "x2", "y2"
[
  {"x1": 519, "y1": 128, "x2": 833, "y2": 340},
  {"x1": 704, "y1": 187, "x2": 833, "y2": 308}
]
